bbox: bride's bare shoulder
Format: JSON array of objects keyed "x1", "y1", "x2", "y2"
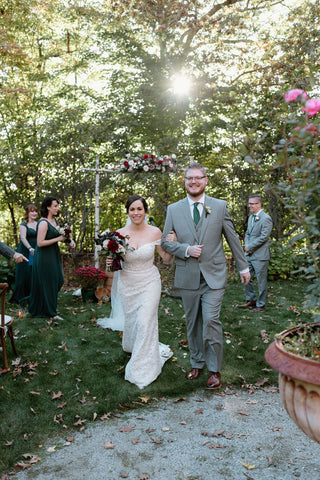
[
  {"x1": 117, "y1": 226, "x2": 129, "y2": 235},
  {"x1": 149, "y1": 225, "x2": 162, "y2": 240}
]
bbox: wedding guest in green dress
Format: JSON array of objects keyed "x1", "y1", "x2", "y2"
[
  {"x1": 10, "y1": 205, "x2": 38, "y2": 305},
  {"x1": 28, "y1": 196, "x2": 75, "y2": 320}
]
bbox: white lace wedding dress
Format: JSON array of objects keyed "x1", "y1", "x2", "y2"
[{"x1": 97, "y1": 240, "x2": 172, "y2": 389}]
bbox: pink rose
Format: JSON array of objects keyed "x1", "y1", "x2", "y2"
[
  {"x1": 303, "y1": 98, "x2": 320, "y2": 116},
  {"x1": 284, "y1": 89, "x2": 307, "y2": 102}
]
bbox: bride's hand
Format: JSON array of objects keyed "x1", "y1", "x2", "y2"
[
  {"x1": 106, "y1": 256, "x2": 113, "y2": 267},
  {"x1": 165, "y1": 230, "x2": 177, "y2": 242}
]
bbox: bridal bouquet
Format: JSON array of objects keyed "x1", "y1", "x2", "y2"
[
  {"x1": 56, "y1": 223, "x2": 72, "y2": 244},
  {"x1": 95, "y1": 230, "x2": 133, "y2": 271}
]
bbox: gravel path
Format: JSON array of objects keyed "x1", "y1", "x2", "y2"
[{"x1": 13, "y1": 389, "x2": 319, "y2": 480}]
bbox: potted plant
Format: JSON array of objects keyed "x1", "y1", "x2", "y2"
[
  {"x1": 262, "y1": 89, "x2": 320, "y2": 443},
  {"x1": 73, "y1": 266, "x2": 108, "y2": 302}
]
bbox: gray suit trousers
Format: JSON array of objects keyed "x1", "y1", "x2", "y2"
[
  {"x1": 244, "y1": 258, "x2": 269, "y2": 307},
  {"x1": 179, "y1": 277, "x2": 225, "y2": 372}
]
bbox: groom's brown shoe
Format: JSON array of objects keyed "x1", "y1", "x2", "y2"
[
  {"x1": 207, "y1": 372, "x2": 221, "y2": 389},
  {"x1": 186, "y1": 368, "x2": 202, "y2": 380},
  {"x1": 238, "y1": 301, "x2": 256, "y2": 308}
]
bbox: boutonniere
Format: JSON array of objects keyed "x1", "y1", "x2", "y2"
[
  {"x1": 204, "y1": 206, "x2": 212, "y2": 217},
  {"x1": 255, "y1": 216, "x2": 260, "y2": 221}
]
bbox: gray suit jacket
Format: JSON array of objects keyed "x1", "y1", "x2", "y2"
[
  {"x1": 161, "y1": 195, "x2": 248, "y2": 290},
  {"x1": 0, "y1": 241, "x2": 15, "y2": 260},
  {"x1": 244, "y1": 210, "x2": 273, "y2": 261}
]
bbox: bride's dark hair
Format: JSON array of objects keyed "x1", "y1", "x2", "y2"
[{"x1": 125, "y1": 194, "x2": 148, "y2": 213}]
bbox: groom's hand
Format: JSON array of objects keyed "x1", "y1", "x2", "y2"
[
  {"x1": 241, "y1": 272, "x2": 251, "y2": 285},
  {"x1": 187, "y1": 245, "x2": 203, "y2": 258}
]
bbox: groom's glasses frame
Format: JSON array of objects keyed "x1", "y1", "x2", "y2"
[{"x1": 185, "y1": 176, "x2": 207, "y2": 182}]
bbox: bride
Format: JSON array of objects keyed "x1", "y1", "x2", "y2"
[{"x1": 98, "y1": 194, "x2": 175, "y2": 389}]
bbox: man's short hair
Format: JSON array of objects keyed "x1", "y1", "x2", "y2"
[{"x1": 184, "y1": 162, "x2": 207, "y2": 177}]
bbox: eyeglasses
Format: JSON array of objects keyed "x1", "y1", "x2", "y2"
[{"x1": 185, "y1": 176, "x2": 206, "y2": 182}]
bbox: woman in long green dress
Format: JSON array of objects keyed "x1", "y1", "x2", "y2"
[
  {"x1": 10, "y1": 205, "x2": 38, "y2": 305},
  {"x1": 28, "y1": 197, "x2": 74, "y2": 319}
]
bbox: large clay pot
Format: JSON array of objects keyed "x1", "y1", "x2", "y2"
[{"x1": 265, "y1": 322, "x2": 320, "y2": 443}]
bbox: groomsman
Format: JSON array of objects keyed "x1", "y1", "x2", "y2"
[
  {"x1": 0, "y1": 242, "x2": 27, "y2": 263},
  {"x1": 238, "y1": 194, "x2": 273, "y2": 312}
]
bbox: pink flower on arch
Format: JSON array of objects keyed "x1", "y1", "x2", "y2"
[
  {"x1": 303, "y1": 98, "x2": 320, "y2": 116},
  {"x1": 284, "y1": 89, "x2": 307, "y2": 102}
]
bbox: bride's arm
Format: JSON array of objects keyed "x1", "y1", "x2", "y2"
[{"x1": 155, "y1": 230, "x2": 177, "y2": 264}]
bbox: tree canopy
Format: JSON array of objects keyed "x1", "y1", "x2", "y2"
[{"x1": 0, "y1": 0, "x2": 319, "y2": 249}]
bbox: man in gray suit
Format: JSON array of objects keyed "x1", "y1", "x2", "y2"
[
  {"x1": 161, "y1": 163, "x2": 250, "y2": 389},
  {"x1": 238, "y1": 194, "x2": 273, "y2": 312},
  {"x1": 0, "y1": 241, "x2": 27, "y2": 263}
]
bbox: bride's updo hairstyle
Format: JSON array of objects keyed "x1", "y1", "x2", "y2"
[{"x1": 125, "y1": 194, "x2": 148, "y2": 213}]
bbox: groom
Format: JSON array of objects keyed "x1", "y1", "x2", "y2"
[{"x1": 161, "y1": 163, "x2": 250, "y2": 389}]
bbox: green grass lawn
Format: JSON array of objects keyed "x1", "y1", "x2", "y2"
[{"x1": 0, "y1": 279, "x2": 311, "y2": 474}]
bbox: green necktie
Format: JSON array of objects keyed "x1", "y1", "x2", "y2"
[
  {"x1": 253, "y1": 214, "x2": 256, "y2": 222},
  {"x1": 193, "y1": 202, "x2": 200, "y2": 225}
]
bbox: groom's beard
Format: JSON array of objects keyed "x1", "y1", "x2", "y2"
[{"x1": 185, "y1": 183, "x2": 206, "y2": 200}]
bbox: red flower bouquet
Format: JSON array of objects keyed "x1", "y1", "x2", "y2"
[{"x1": 95, "y1": 230, "x2": 133, "y2": 271}]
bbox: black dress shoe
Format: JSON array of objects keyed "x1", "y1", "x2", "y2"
[
  {"x1": 186, "y1": 368, "x2": 202, "y2": 380},
  {"x1": 238, "y1": 301, "x2": 256, "y2": 308},
  {"x1": 207, "y1": 372, "x2": 221, "y2": 389}
]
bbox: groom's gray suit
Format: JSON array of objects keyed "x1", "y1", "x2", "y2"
[{"x1": 161, "y1": 195, "x2": 249, "y2": 373}]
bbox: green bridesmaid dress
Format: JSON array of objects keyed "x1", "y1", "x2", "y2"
[
  {"x1": 28, "y1": 219, "x2": 64, "y2": 317},
  {"x1": 10, "y1": 221, "x2": 37, "y2": 304}
]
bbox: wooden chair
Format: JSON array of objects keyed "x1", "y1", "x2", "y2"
[{"x1": 0, "y1": 283, "x2": 18, "y2": 373}]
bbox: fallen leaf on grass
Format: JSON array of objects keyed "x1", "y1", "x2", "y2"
[
  {"x1": 104, "y1": 441, "x2": 115, "y2": 449},
  {"x1": 47, "y1": 446, "x2": 56, "y2": 453},
  {"x1": 161, "y1": 427, "x2": 170, "y2": 432},
  {"x1": 139, "y1": 396, "x2": 149, "y2": 403},
  {"x1": 66, "y1": 436, "x2": 74, "y2": 442},
  {"x1": 120, "y1": 471, "x2": 129, "y2": 478},
  {"x1": 241, "y1": 461, "x2": 255, "y2": 470},
  {"x1": 195, "y1": 408, "x2": 203, "y2": 415},
  {"x1": 132, "y1": 437, "x2": 140, "y2": 444},
  {"x1": 51, "y1": 391, "x2": 63, "y2": 400},
  {"x1": 14, "y1": 462, "x2": 31, "y2": 470},
  {"x1": 255, "y1": 378, "x2": 269, "y2": 387},
  {"x1": 269, "y1": 426, "x2": 282, "y2": 432},
  {"x1": 29, "y1": 391, "x2": 41, "y2": 396},
  {"x1": 4, "y1": 440, "x2": 13, "y2": 446},
  {"x1": 173, "y1": 397, "x2": 187, "y2": 403},
  {"x1": 101, "y1": 413, "x2": 112, "y2": 421},
  {"x1": 138, "y1": 475, "x2": 150, "y2": 480}
]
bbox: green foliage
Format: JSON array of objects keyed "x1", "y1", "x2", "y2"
[
  {"x1": 0, "y1": 258, "x2": 15, "y2": 288},
  {"x1": 268, "y1": 239, "x2": 307, "y2": 280}
]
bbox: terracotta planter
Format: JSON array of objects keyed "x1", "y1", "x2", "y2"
[{"x1": 265, "y1": 322, "x2": 320, "y2": 443}]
